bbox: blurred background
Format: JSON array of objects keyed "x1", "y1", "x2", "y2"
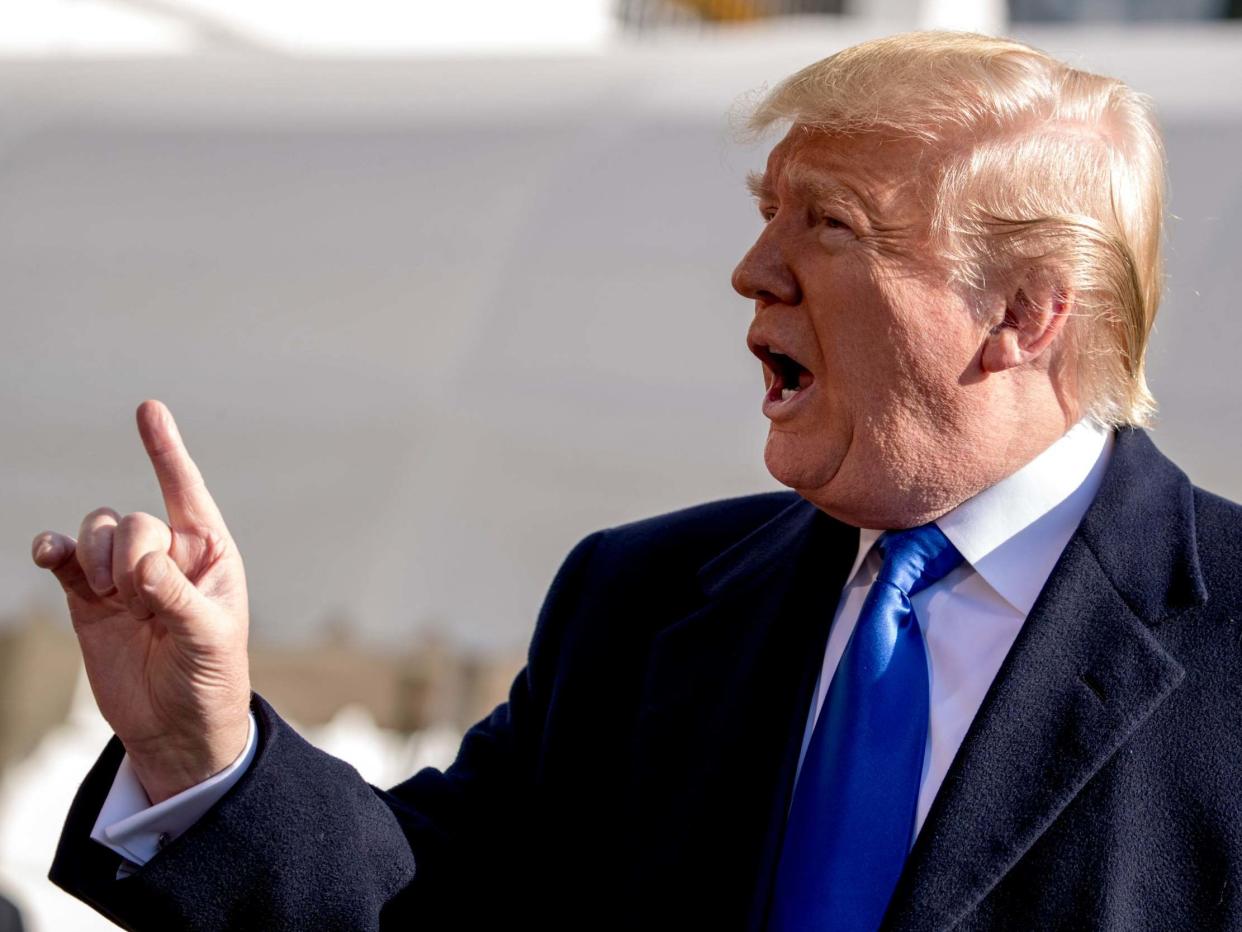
[{"x1": 1, "y1": 0, "x2": 1239, "y2": 927}]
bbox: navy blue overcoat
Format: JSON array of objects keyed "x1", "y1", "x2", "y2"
[{"x1": 50, "y1": 428, "x2": 1242, "y2": 929}]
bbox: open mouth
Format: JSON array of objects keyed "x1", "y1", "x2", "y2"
[{"x1": 754, "y1": 344, "x2": 815, "y2": 404}]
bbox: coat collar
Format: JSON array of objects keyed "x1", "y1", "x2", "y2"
[
  {"x1": 881, "y1": 427, "x2": 1205, "y2": 930},
  {"x1": 840, "y1": 420, "x2": 1114, "y2": 618},
  {"x1": 630, "y1": 427, "x2": 1205, "y2": 930},
  {"x1": 937, "y1": 419, "x2": 1112, "y2": 615},
  {"x1": 696, "y1": 492, "x2": 831, "y2": 601},
  {"x1": 629, "y1": 495, "x2": 855, "y2": 928}
]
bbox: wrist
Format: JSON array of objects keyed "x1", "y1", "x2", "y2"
[{"x1": 125, "y1": 712, "x2": 251, "y2": 804}]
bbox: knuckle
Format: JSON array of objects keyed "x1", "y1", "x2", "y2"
[
  {"x1": 117, "y1": 511, "x2": 152, "y2": 534},
  {"x1": 84, "y1": 506, "x2": 120, "y2": 525},
  {"x1": 117, "y1": 512, "x2": 168, "y2": 545},
  {"x1": 78, "y1": 511, "x2": 119, "y2": 550}
]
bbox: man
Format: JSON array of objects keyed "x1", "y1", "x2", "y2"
[{"x1": 31, "y1": 31, "x2": 1242, "y2": 931}]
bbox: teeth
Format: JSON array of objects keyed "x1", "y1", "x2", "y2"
[{"x1": 780, "y1": 388, "x2": 798, "y2": 401}]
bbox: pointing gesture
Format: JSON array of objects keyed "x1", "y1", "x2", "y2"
[
  {"x1": 32, "y1": 401, "x2": 251, "y2": 804},
  {"x1": 138, "y1": 398, "x2": 228, "y2": 533}
]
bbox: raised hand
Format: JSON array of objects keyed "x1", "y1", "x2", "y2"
[{"x1": 31, "y1": 400, "x2": 251, "y2": 804}]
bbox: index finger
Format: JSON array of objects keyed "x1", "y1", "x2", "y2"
[{"x1": 136, "y1": 399, "x2": 226, "y2": 531}]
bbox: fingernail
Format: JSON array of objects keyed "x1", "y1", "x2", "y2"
[
  {"x1": 35, "y1": 540, "x2": 55, "y2": 563},
  {"x1": 93, "y1": 570, "x2": 113, "y2": 593},
  {"x1": 142, "y1": 555, "x2": 167, "y2": 589}
]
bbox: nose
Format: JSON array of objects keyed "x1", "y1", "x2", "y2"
[{"x1": 731, "y1": 225, "x2": 801, "y2": 309}]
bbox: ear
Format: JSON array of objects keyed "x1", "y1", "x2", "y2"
[{"x1": 980, "y1": 271, "x2": 1072, "y2": 374}]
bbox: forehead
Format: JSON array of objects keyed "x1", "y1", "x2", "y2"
[{"x1": 758, "y1": 127, "x2": 932, "y2": 222}]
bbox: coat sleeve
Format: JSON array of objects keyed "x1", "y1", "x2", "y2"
[{"x1": 47, "y1": 530, "x2": 608, "y2": 931}]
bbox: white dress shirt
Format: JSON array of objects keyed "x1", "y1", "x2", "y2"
[
  {"x1": 91, "y1": 711, "x2": 257, "y2": 872},
  {"x1": 794, "y1": 419, "x2": 1112, "y2": 840},
  {"x1": 93, "y1": 420, "x2": 1112, "y2": 869}
]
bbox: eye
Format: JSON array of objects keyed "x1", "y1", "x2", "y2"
[{"x1": 820, "y1": 213, "x2": 851, "y2": 232}]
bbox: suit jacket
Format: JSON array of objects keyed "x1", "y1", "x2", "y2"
[
  {"x1": 50, "y1": 428, "x2": 1242, "y2": 930},
  {"x1": 0, "y1": 893, "x2": 24, "y2": 932}
]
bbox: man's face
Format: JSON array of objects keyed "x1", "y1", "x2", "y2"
[{"x1": 733, "y1": 127, "x2": 995, "y2": 527}]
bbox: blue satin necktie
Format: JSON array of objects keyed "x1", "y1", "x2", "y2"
[{"x1": 767, "y1": 523, "x2": 964, "y2": 932}]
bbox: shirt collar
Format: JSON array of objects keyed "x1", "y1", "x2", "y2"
[{"x1": 846, "y1": 420, "x2": 1113, "y2": 615}]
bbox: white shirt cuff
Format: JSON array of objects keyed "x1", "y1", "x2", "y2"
[{"x1": 90, "y1": 711, "x2": 258, "y2": 871}]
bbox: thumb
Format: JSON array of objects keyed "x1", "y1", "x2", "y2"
[{"x1": 136, "y1": 551, "x2": 209, "y2": 627}]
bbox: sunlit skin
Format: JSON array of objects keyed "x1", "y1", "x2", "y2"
[
  {"x1": 31, "y1": 401, "x2": 251, "y2": 803},
  {"x1": 733, "y1": 126, "x2": 1080, "y2": 529}
]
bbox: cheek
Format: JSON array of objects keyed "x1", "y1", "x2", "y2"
[
  {"x1": 877, "y1": 280, "x2": 980, "y2": 403},
  {"x1": 811, "y1": 268, "x2": 908, "y2": 401}
]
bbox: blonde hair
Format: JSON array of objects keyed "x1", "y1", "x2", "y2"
[{"x1": 746, "y1": 31, "x2": 1166, "y2": 427}]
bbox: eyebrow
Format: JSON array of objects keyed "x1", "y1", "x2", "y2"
[
  {"x1": 746, "y1": 166, "x2": 875, "y2": 220},
  {"x1": 745, "y1": 170, "x2": 772, "y2": 201}
]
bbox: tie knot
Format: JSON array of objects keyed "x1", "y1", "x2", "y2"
[{"x1": 876, "y1": 523, "x2": 963, "y2": 597}]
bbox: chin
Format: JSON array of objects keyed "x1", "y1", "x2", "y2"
[
  {"x1": 762, "y1": 429, "x2": 843, "y2": 496},
  {"x1": 763, "y1": 428, "x2": 895, "y2": 527}
]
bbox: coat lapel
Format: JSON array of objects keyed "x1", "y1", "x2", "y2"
[
  {"x1": 882, "y1": 429, "x2": 1206, "y2": 931},
  {"x1": 628, "y1": 496, "x2": 859, "y2": 929}
]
